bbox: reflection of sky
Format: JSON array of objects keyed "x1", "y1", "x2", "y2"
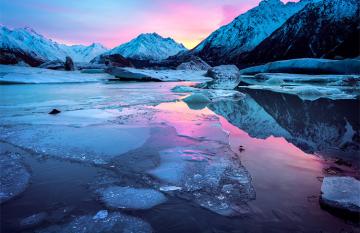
[{"x1": 0, "y1": 0, "x2": 298, "y2": 49}]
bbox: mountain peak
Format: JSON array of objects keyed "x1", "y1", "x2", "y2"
[
  {"x1": 259, "y1": 0, "x2": 283, "y2": 7},
  {"x1": 107, "y1": 33, "x2": 187, "y2": 61}
]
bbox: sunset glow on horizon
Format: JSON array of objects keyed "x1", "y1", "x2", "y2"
[{"x1": 0, "y1": 0, "x2": 299, "y2": 49}]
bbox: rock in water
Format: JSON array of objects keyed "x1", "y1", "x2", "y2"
[
  {"x1": 49, "y1": 109, "x2": 61, "y2": 115},
  {"x1": 98, "y1": 186, "x2": 167, "y2": 209},
  {"x1": 320, "y1": 176, "x2": 360, "y2": 214},
  {"x1": 199, "y1": 65, "x2": 242, "y2": 90},
  {"x1": 65, "y1": 56, "x2": 75, "y2": 71},
  {"x1": 0, "y1": 154, "x2": 31, "y2": 204}
]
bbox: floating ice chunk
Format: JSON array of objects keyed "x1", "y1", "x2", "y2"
[
  {"x1": 1, "y1": 125, "x2": 150, "y2": 164},
  {"x1": 199, "y1": 65, "x2": 242, "y2": 90},
  {"x1": 239, "y1": 58, "x2": 360, "y2": 75},
  {"x1": 320, "y1": 176, "x2": 360, "y2": 214},
  {"x1": 36, "y1": 212, "x2": 152, "y2": 233},
  {"x1": 92, "y1": 210, "x2": 108, "y2": 220},
  {"x1": 183, "y1": 93, "x2": 211, "y2": 103},
  {"x1": 20, "y1": 212, "x2": 48, "y2": 228},
  {"x1": 171, "y1": 86, "x2": 198, "y2": 93},
  {"x1": 183, "y1": 93, "x2": 211, "y2": 110},
  {"x1": 99, "y1": 186, "x2": 167, "y2": 209},
  {"x1": 0, "y1": 154, "x2": 31, "y2": 204},
  {"x1": 159, "y1": 186, "x2": 182, "y2": 192},
  {"x1": 148, "y1": 146, "x2": 256, "y2": 216}
]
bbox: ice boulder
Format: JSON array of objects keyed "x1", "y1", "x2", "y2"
[
  {"x1": 183, "y1": 93, "x2": 211, "y2": 110},
  {"x1": 36, "y1": 212, "x2": 152, "y2": 233},
  {"x1": 320, "y1": 176, "x2": 360, "y2": 214},
  {"x1": 199, "y1": 65, "x2": 242, "y2": 90},
  {"x1": 176, "y1": 57, "x2": 211, "y2": 71},
  {"x1": 239, "y1": 58, "x2": 360, "y2": 75},
  {"x1": 0, "y1": 154, "x2": 31, "y2": 204},
  {"x1": 38, "y1": 60, "x2": 65, "y2": 70},
  {"x1": 105, "y1": 67, "x2": 162, "y2": 82},
  {"x1": 98, "y1": 186, "x2": 167, "y2": 209}
]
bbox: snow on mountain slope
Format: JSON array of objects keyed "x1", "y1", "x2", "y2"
[
  {"x1": 60, "y1": 43, "x2": 108, "y2": 63},
  {"x1": 106, "y1": 33, "x2": 187, "y2": 61},
  {"x1": 238, "y1": 0, "x2": 360, "y2": 66},
  {"x1": 191, "y1": 0, "x2": 317, "y2": 65},
  {"x1": 0, "y1": 26, "x2": 108, "y2": 65}
]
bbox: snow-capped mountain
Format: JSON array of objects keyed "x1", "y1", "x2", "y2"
[
  {"x1": 60, "y1": 43, "x2": 108, "y2": 63},
  {"x1": 238, "y1": 0, "x2": 360, "y2": 66},
  {"x1": 191, "y1": 0, "x2": 317, "y2": 65},
  {"x1": 0, "y1": 26, "x2": 108, "y2": 65},
  {"x1": 106, "y1": 33, "x2": 187, "y2": 61}
]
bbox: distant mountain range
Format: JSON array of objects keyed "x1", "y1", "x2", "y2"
[
  {"x1": 0, "y1": 26, "x2": 108, "y2": 65},
  {"x1": 0, "y1": 0, "x2": 358, "y2": 68}
]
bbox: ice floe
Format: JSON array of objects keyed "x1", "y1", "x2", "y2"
[
  {"x1": 0, "y1": 125, "x2": 150, "y2": 164},
  {"x1": 148, "y1": 146, "x2": 255, "y2": 216},
  {"x1": 98, "y1": 186, "x2": 167, "y2": 209},
  {"x1": 36, "y1": 212, "x2": 152, "y2": 233},
  {"x1": 198, "y1": 65, "x2": 242, "y2": 90},
  {"x1": 240, "y1": 73, "x2": 360, "y2": 100},
  {"x1": 239, "y1": 58, "x2": 360, "y2": 75},
  {"x1": 0, "y1": 153, "x2": 31, "y2": 204},
  {"x1": 320, "y1": 176, "x2": 360, "y2": 214},
  {"x1": 110, "y1": 67, "x2": 209, "y2": 82}
]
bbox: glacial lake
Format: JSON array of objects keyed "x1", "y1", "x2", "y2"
[{"x1": 0, "y1": 81, "x2": 359, "y2": 233}]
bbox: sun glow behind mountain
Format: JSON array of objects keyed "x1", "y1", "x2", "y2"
[{"x1": 0, "y1": 0, "x2": 299, "y2": 49}]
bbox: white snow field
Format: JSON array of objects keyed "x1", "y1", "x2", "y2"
[{"x1": 0, "y1": 65, "x2": 111, "y2": 84}]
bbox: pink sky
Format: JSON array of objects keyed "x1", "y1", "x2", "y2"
[{"x1": 1, "y1": 0, "x2": 299, "y2": 49}]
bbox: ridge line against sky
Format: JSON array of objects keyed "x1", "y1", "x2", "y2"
[{"x1": 0, "y1": 0, "x2": 299, "y2": 49}]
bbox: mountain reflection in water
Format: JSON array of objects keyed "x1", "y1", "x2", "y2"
[{"x1": 209, "y1": 88, "x2": 360, "y2": 162}]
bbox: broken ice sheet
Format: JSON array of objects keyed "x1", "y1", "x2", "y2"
[
  {"x1": 98, "y1": 186, "x2": 167, "y2": 209},
  {"x1": 0, "y1": 153, "x2": 31, "y2": 204},
  {"x1": 0, "y1": 124, "x2": 150, "y2": 164},
  {"x1": 148, "y1": 146, "x2": 255, "y2": 216},
  {"x1": 35, "y1": 212, "x2": 152, "y2": 233}
]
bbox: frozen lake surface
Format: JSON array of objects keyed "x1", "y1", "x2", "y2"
[{"x1": 0, "y1": 80, "x2": 359, "y2": 232}]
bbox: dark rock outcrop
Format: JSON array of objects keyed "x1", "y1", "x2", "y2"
[
  {"x1": 90, "y1": 54, "x2": 133, "y2": 67},
  {"x1": 0, "y1": 48, "x2": 45, "y2": 67},
  {"x1": 64, "y1": 56, "x2": 74, "y2": 71}
]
